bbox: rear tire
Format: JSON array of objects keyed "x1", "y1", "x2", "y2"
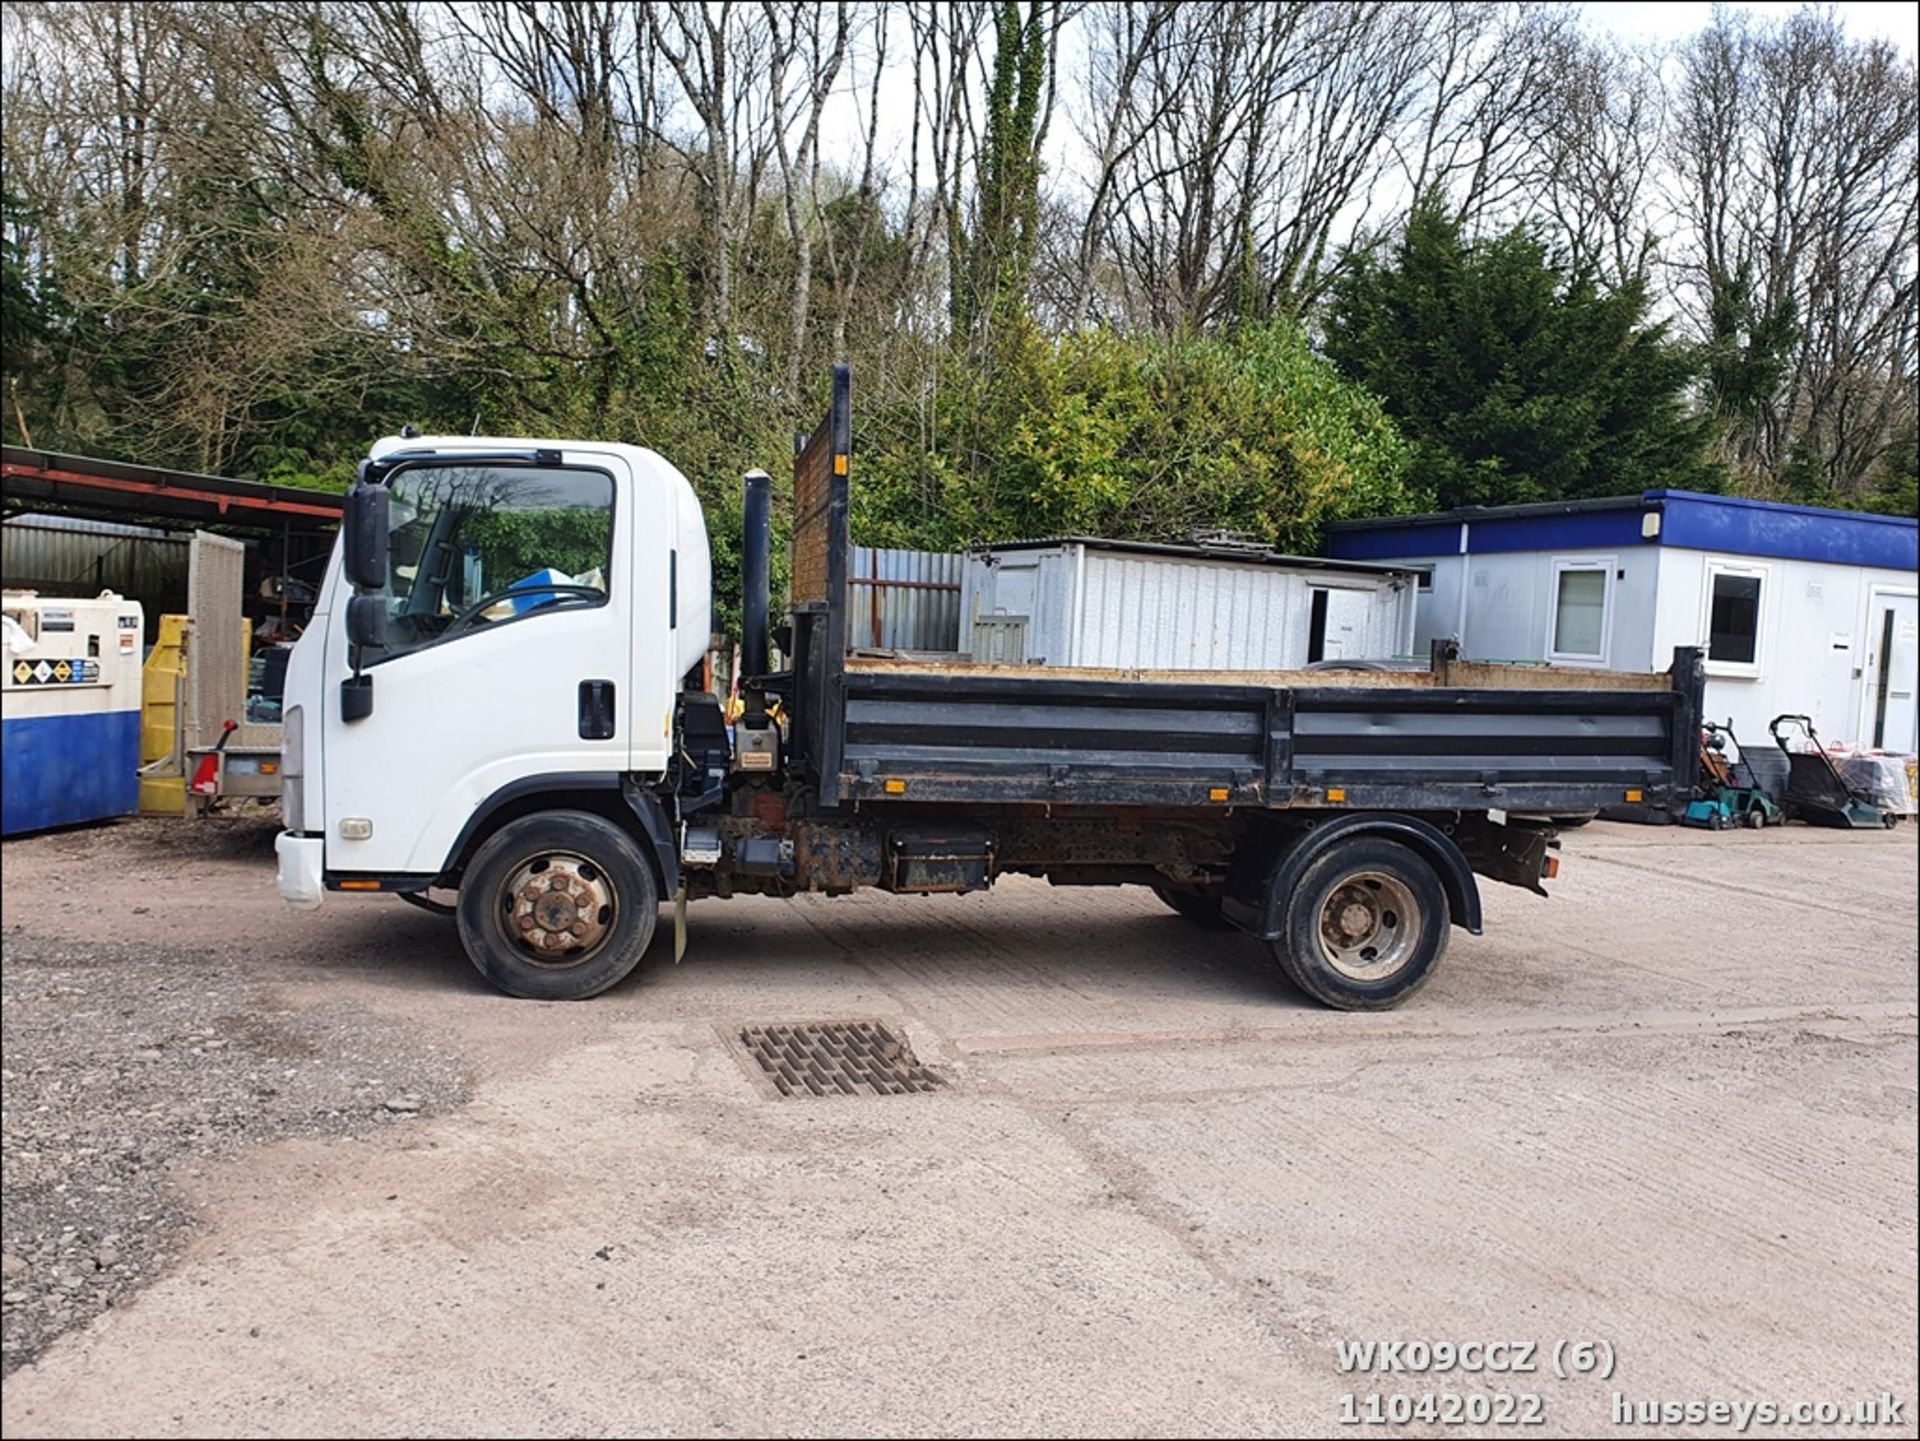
[
  {"x1": 1269, "y1": 838, "x2": 1450, "y2": 1011},
  {"x1": 456, "y1": 810, "x2": 659, "y2": 1000},
  {"x1": 1153, "y1": 884, "x2": 1234, "y2": 930}
]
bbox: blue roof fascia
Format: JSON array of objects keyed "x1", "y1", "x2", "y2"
[
  {"x1": 1648, "y1": 490, "x2": 1917, "y2": 571},
  {"x1": 1327, "y1": 490, "x2": 1916, "y2": 571}
]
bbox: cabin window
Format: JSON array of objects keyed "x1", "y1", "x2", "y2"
[
  {"x1": 1704, "y1": 563, "x2": 1767, "y2": 674},
  {"x1": 1548, "y1": 558, "x2": 1614, "y2": 666}
]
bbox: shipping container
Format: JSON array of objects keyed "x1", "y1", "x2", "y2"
[{"x1": 959, "y1": 538, "x2": 1418, "y2": 670}]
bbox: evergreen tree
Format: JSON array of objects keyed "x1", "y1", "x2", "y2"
[{"x1": 1325, "y1": 194, "x2": 1722, "y2": 510}]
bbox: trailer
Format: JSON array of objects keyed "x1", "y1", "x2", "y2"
[
  {"x1": 274, "y1": 367, "x2": 1703, "y2": 1009},
  {"x1": 179, "y1": 532, "x2": 283, "y2": 813}
]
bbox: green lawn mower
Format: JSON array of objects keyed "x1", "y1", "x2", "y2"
[
  {"x1": 1682, "y1": 720, "x2": 1785, "y2": 830},
  {"x1": 1769, "y1": 714, "x2": 1899, "y2": 829}
]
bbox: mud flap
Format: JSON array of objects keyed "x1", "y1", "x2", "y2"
[
  {"x1": 673, "y1": 885, "x2": 688, "y2": 962},
  {"x1": 1453, "y1": 817, "x2": 1557, "y2": 897}
]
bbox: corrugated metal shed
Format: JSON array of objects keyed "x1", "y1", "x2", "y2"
[
  {"x1": 960, "y1": 538, "x2": 1418, "y2": 670},
  {"x1": 847, "y1": 546, "x2": 962, "y2": 652},
  {"x1": 2, "y1": 513, "x2": 190, "y2": 637}
]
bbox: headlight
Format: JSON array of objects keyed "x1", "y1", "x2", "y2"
[
  {"x1": 281, "y1": 705, "x2": 304, "y2": 778},
  {"x1": 281, "y1": 704, "x2": 306, "y2": 831}
]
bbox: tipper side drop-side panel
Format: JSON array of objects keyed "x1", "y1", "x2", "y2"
[{"x1": 777, "y1": 366, "x2": 1702, "y2": 818}]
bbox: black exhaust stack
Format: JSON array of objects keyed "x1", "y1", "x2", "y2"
[
  {"x1": 741, "y1": 468, "x2": 772, "y2": 684},
  {"x1": 735, "y1": 468, "x2": 780, "y2": 770}
]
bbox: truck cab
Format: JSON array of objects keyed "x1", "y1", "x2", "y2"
[{"x1": 275, "y1": 436, "x2": 709, "y2": 910}]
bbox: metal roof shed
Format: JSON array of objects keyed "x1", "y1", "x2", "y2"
[{"x1": 959, "y1": 537, "x2": 1419, "y2": 670}]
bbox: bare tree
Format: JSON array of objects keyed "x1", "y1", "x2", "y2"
[
  {"x1": 1529, "y1": 35, "x2": 1664, "y2": 290},
  {"x1": 1670, "y1": 8, "x2": 1918, "y2": 495},
  {"x1": 1397, "y1": 3, "x2": 1577, "y2": 234},
  {"x1": 1087, "y1": 2, "x2": 1429, "y2": 332},
  {"x1": 651, "y1": 1, "x2": 776, "y2": 352},
  {"x1": 763, "y1": 0, "x2": 849, "y2": 397},
  {"x1": 815, "y1": 4, "x2": 895, "y2": 366},
  {"x1": 1062, "y1": 0, "x2": 1186, "y2": 329}
]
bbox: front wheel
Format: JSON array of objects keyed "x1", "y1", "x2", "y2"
[
  {"x1": 456, "y1": 810, "x2": 659, "y2": 1000},
  {"x1": 1270, "y1": 837, "x2": 1450, "y2": 1011}
]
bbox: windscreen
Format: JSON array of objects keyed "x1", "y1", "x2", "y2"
[{"x1": 374, "y1": 463, "x2": 613, "y2": 659}]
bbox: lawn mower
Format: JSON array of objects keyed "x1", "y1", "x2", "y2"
[
  {"x1": 1768, "y1": 714, "x2": 1899, "y2": 829},
  {"x1": 1682, "y1": 720, "x2": 1786, "y2": 830}
]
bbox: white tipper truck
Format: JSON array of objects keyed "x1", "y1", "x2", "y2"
[{"x1": 275, "y1": 368, "x2": 1703, "y2": 1007}]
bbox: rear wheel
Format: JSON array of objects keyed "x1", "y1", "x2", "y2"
[
  {"x1": 1152, "y1": 884, "x2": 1234, "y2": 930},
  {"x1": 456, "y1": 810, "x2": 659, "y2": 1000},
  {"x1": 1270, "y1": 838, "x2": 1450, "y2": 1011}
]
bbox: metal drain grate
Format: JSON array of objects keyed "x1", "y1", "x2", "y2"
[{"x1": 735, "y1": 1021, "x2": 945, "y2": 1098}]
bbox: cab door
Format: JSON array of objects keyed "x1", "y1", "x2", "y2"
[{"x1": 321, "y1": 451, "x2": 634, "y2": 876}]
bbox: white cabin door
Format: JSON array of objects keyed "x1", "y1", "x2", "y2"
[
  {"x1": 1310, "y1": 587, "x2": 1373, "y2": 662},
  {"x1": 1867, "y1": 592, "x2": 1918, "y2": 753}
]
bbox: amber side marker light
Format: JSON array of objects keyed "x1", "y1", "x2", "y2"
[
  {"x1": 1624, "y1": 788, "x2": 1644, "y2": 803},
  {"x1": 1543, "y1": 856, "x2": 1561, "y2": 880},
  {"x1": 883, "y1": 779, "x2": 907, "y2": 795},
  {"x1": 338, "y1": 879, "x2": 380, "y2": 891}
]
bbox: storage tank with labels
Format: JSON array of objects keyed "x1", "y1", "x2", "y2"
[{"x1": 2, "y1": 590, "x2": 145, "y2": 835}]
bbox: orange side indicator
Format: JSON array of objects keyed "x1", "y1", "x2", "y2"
[
  {"x1": 339, "y1": 879, "x2": 380, "y2": 891},
  {"x1": 1208, "y1": 787, "x2": 1230, "y2": 802},
  {"x1": 1326, "y1": 787, "x2": 1347, "y2": 803},
  {"x1": 883, "y1": 779, "x2": 907, "y2": 795},
  {"x1": 1542, "y1": 856, "x2": 1561, "y2": 880},
  {"x1": 1624, "y1": 788, "x2": 1644, "y2": 803}
]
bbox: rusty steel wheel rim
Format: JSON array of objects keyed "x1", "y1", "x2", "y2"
[
  {"x1": 1316, "y1": 870, "x2": 1421, "y2": 981},
  {"x1": 499, "y1": 851, "x2": 617, "y2": 968}
]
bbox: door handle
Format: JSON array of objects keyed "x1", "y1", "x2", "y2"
[{"x1": 578, "y1": 680, "x2": 616, "y2": 740}]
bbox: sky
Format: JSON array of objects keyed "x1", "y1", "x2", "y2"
[{"x1": 1581, "y1": 0, "x2": 1917, "y2": 52}]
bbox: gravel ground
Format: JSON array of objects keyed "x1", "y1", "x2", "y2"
[
  {"x1": 0, "y1": 825, "x2": 471, "y2": 1374},
  {"x1": 0, "y1": 813, "x2": 1912, "y2": 1436}
]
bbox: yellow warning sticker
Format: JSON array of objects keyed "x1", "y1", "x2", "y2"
[{"x1": 8, "y1": 657, "x2": 100, "y2": 686}]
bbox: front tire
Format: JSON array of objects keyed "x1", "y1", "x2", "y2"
[
  {"x1": 456, "y1": 810, "x2": 659, "y2": 1000},
  {"x1": 1270, "y1": 838, "x2": 1450, "y2": 1011}
]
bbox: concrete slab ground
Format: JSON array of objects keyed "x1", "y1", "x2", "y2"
[{"x1": 1, "y1": 818, "x2": 1914, "y2": 1437}]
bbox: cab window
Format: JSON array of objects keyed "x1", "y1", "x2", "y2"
[{"x1": 374, "y1": 463, "x2": 613, "y2": 659}]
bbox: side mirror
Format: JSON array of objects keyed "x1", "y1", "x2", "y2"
[
  {"x1": 340, "y1": 673, "x2": 374, "y2": 723},
  {"x1": 343, "y1": 480, "x2": 390, "y2": 590},
  {"x1": 346, "y1": 592, "x2": 388, "y2": 649}
]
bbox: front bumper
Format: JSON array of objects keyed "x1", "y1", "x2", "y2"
[{"x1": 275, "y1": 832, "x2": 326, "y2": 909}]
